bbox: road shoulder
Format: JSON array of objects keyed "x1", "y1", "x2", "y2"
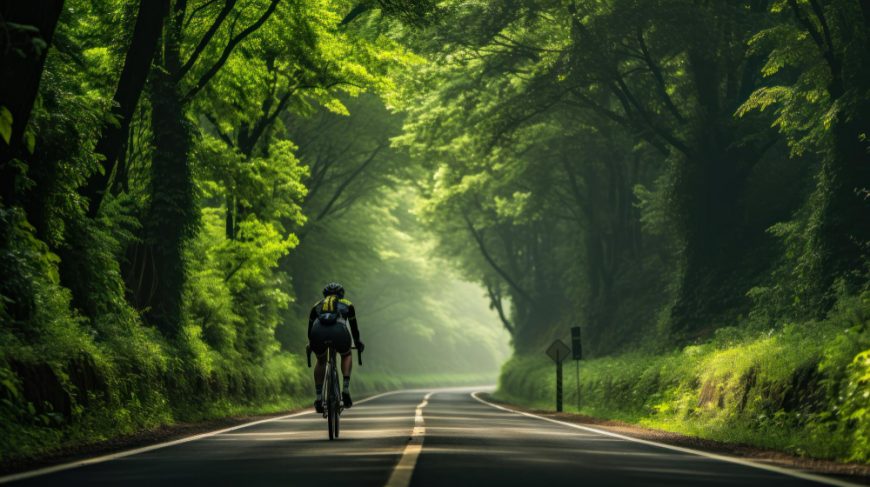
[
  {"x1": 478, "y1": 393, "x2": 870, "y2": 484},
  {"x1": 0, "y1": 409, "x2": 306, "y2": 477}
]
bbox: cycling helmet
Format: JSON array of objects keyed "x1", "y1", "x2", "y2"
[{"x1": 322, "y1": 282, "x2": 345, "y2": 298}]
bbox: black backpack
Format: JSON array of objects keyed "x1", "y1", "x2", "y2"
[{"x1": 317, "y1": 295, "x2": 342, "y2": 326}]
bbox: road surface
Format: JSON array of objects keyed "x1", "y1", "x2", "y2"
[{"x1": 2, "y1": 388, "x2": 861, "y2": 486}]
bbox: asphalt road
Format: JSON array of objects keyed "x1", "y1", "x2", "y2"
[{"x1": 3, "y1": 388, "x2": 861, "y2": 487}]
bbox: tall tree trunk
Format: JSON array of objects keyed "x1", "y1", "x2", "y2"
[
  {"x1": 802, "y1": 111, "x2": 870, "y2": 309},
  {"x1": 666, "y1": 41, "x2": 769, "y2": 339},
  {"x1": 126, "y1": 0, "x2": 278, "y2": 334},
  {"x1": 669, "y1": 133, "x2": 753, "y2": 338},
  {"x1": 795, "y1": 2, "x2": 870, "y2": 311},
  {"x1": 0, "y1": 1, "x2": 64, "y2": 206},
  {"x1": 141, "y1": 72, "x2": 194, "y2": 336},
  {"x1": 82, "y1": 0, "x2": 170, "y2": 217},
  {"x1": 137, "y1": 11, "x2": 196, "y2": 336}
]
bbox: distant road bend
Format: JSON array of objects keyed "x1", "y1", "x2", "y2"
[{"x1": 1, "y1": 387, "x2": 863, "y2": 487}]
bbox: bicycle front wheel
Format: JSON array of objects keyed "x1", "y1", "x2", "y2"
[
  {"x1": 328, "y1": 402, "x2": 337, "y2": 440},
  {"x1": 333, "y1": 397, "x2": 341, "y2": 438},
  {"x1": 328, "y1": 365, "x2": 341, "y2": 440},
  {"x1": 333, "y1": 405, "x2": 340, "y2": 439}
]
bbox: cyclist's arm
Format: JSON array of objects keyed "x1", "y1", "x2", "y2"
[{"x1": 347, "y1": 304, "x2": 361, "y2": 344}]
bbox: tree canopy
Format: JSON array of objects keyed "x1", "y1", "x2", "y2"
[{"x1": 0, "y1": 0, "x2": 868, "y2": 465}]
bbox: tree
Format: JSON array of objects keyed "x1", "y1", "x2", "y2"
[
  {"x1": 128, "y1": 0, "x2": 281, "y2": 336},
  {"x1": 80, "y1": 0, "x2": 171, "y2": 218},
  {"x1": 0, "y1": 1, "x2": 65, "y2": 206},
  {"x1": 740, "y1": 0, "x2": 870, "y2": 313}
]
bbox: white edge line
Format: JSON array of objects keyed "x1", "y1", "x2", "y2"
[
  {"x1": 471, "y1": 392, "x2": 863, "y2": 487},
  {"x1": 0, "y1": 389, "x2": 407, "y2": 484}
]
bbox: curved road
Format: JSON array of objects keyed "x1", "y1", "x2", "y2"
[{"x1": 2, "y1": 388, "x2": 862, "y2": 486}]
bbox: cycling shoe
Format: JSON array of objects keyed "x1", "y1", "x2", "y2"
[
  {"x1": 342, "y1": 391, "x2": 353, "y2": 408},
  {"x1": 314, "y1": 399, "x2": 324, "y2": 413}
]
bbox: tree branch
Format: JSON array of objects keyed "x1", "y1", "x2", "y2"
[
  {"x1": 787, "y1": 0, "x2": 829, "y2": 66},
  {"x1": 184, "y1": 0, "x2": 217, "y2": 28},
  {"x1": 176, "y1": 0, "x2": 236, "y2": 82},
  {"x1": 204, "y1": 112, "x2": 234, "y2": 147},
  {"x1": 636, "y1": 27, "x2": 685, "y2": 124},
  {"x1": 314, "y1": 142, "x2": 385, "y2": 222},
  {"x1": 463, "y1": 213, "x2": 534, "y2": 303},
  {"x1": 611, "y1": 75, "x2": 692, "y2": 157},
  {"x1": 182, "y1": 0, "x2": 280, "y2": 102},
  {"x1": 244, "y1": 79, "x2": 317, "y2": 155},
  {"x1": 485, "y1": 281, "x2": 515, "y2": 334},
  {"x1": 807, "y1": 0, "x2": 837, "y2": 62},
  {"x1": 567, "y1": 90, "x2": 670, "y2": 155},
  {"x1": 340, "y1": 2, "x2": 373, "y2": 25},
  {"x1": 224, "y1": 257, "x2": 248, "y2": 282}
]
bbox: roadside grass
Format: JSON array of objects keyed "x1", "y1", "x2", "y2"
[
  {"x1": 496, "y1": 292, "x2": 870, "y2": 464},
  {"x1": 0, "y1": 345, "x2": 495, "y2": 465}
]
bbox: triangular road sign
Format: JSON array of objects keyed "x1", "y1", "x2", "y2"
[{"x1": 546, "y1": 339, "x2": 571, "y2": 363}]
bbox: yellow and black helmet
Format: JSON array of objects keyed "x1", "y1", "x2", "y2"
[{"x1": 322, "y1": 282, "x2": 345, "y2": 298}]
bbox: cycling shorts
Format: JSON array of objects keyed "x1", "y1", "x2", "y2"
[{"x1": 309, "y1": 319, "x2": 352, "y2": 356}]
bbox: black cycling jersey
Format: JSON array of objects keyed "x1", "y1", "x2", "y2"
[{"x1": 308, "y1": 296, "x2": 361, "y2": 345}]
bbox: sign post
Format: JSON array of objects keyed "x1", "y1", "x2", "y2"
[
  {"x1": 571, "y1": 327, "x2": 582, "y2": 411},
  {"x1": 546, "y1": 339, "x2": 571, "y2": 412}
]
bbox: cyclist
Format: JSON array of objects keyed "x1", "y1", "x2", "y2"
[{"x1": 308, "y1": 282, "x2": 364, "y2": 413}]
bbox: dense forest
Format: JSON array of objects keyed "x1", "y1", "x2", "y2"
[
  {"x1": 0, "y1": 0, "x2": 507, "y2": 461},
  {"x1": 1, "y1": 0, "x2": 868, "y2": 466}
]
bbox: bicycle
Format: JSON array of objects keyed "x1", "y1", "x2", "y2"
[{"x1": 307, "y1": 342, "x2": 362, "y2": 440}]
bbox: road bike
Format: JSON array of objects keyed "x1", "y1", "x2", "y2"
[{"x1": 307, "y1": 343, "x2": 362, "y2": 440}]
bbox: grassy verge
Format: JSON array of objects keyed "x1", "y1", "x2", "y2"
[
  {"x1": 0, "y1": 343, "x2": 495, "y2": 465},
  {"x1": 496, "y1": 292, "x2": 870, "y2": 464}
]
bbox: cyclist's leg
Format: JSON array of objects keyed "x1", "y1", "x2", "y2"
[
  {"x1": 310, "y1": 353, "x2": 325, "y2": 412},
  {"x1": 314, "y1": 353, "x2": 326, "y2": 388},
  {"x1": 332, "y1": 324, "x2": 354, "y2": 407},
  {"x1": 339, "y1": 352, "x2": 354, "y2": 406},
  {"x1": 309, "y1": 322, "x2": 329, "y2": 412},
  {"x1": 336, "y1": 321, "x2": 353, "y2": 377},
  {"x1": 340, "y1": 353, "x2": 352, "y2": 379},
  {"x1": 315, "y1": 321, "x2": 353, "y2": 407}
]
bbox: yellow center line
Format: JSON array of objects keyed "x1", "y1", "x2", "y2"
[{"x1": 384, "y1": 391, "x2": 433, "y2": 487}]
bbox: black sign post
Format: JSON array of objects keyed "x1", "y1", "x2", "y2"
[
  {"x1": 571, "y1": 327, "x2": 582, "y2": 411},
  {"x1": 546, "y1": 339, "x2": 571, "y2": 412}
]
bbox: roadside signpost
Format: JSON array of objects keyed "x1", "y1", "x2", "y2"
[
  {"x1": 546, "y1": 328, "x2": 583, "y2": 413},
  {"x1": 571, "y1": 326, "x2": 582, "y2": 411},
  {"x1": 546, "y1": 339, "x2": 571, "y2": 412},
  {"x1": 571, "y1": 326, "x2": 582, "y2": 360}
]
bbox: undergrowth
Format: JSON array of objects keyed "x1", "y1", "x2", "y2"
[{"x1": 496, "y1": 291, "x2": 870, "y2": 463}]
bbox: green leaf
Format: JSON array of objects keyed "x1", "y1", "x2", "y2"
[
  {"x1": 1, "y1": 378, "x2": 19, "y2": 398},
  {"x1": 0, "y1": 106, "x2": 12, "y2": 145},
  {"x1": 24, "y1": 131, "x2": 35, "y2": 154}
]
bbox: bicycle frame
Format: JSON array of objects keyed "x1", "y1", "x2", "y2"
[
  {"x1": 307, "y1": 343, "x2": 362, "y2": 440},
  {"x1": 324, "y1": 342, "x2": 341, "y2": 438}
]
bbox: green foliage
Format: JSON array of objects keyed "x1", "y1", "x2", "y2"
[
  {"x1": 0, "y1": 0, "x2": 510, "y2": 464},
  {"x1": 737, "y1": 0, "x2": 870, "y2": 314},
  {"x1": 499, "y1": 291, "x2": 870, "y2": 462},
  {"x1": 1, "y1": 0, "x2": 868, "y2": 468},
  {"x1": 0, "y1": 106, "x2": 12, "y2": 144},
  {"x1": 398, "y1": 0, "x2": 867, "y2": 355}
]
